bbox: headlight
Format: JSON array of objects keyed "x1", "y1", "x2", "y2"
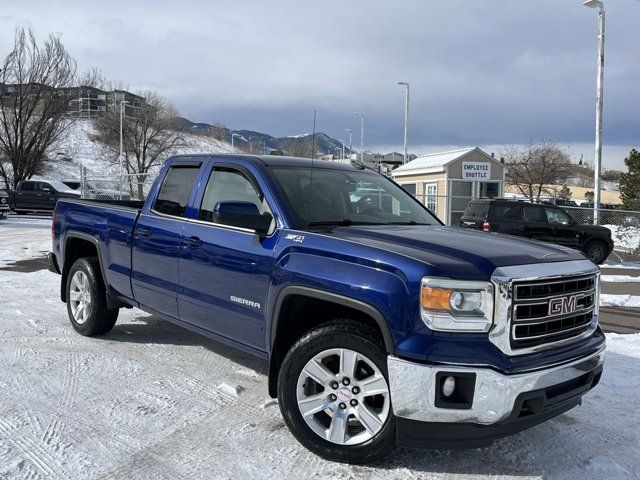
[{"x1": 420, "y1": 277, "x2": 494, "y2": 332}]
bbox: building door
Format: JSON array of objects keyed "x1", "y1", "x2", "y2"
[{"x1": 449, "y1": 180, "x2": 473, "y2": 225}]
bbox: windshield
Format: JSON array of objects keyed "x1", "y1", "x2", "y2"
[{"x1": 270, "y1": 166, "x2": 440, "y2": 228}]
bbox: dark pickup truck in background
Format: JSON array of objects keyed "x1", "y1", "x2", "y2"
[
  {"x1": 6, "y1": 179, "x2": 80, "y2": 214},
  {"x1": 459, "y1": 198, "x2": 614, "y2": 264},
  {"x1": 49, "y1": 155, "x2": 605, "y2": 463}
]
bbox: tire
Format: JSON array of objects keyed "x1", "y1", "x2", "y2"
[
  {"x1": 66, "y1": 257, "x2": 119, "y2": 336},
  {"x1": 278, "y1": 320, "x2": 396, "y2": 464},
  {"x1": 584, "y1": 239, "x2": 608, "y2": 264}
]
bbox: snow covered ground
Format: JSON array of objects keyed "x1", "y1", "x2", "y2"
[{"x1": 1, "y1": 220, "x2": 640, "y2": 479}]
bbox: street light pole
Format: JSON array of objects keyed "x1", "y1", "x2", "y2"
[
  {"x1": 345, "y1": 128, "x2": 352, "y2": 158},
  {"x1": 355, "y1": 112, "x2": 364, "y2": 163},
  {"x1": 583, "y1": 0, "x2": 605, "y2": 224},
  {"x1": 397, "y1": 81, "x2": 409, "y2": 164},
  {"x1": 118, "y1": 100, "x2": 130, "y2": 199},
  {"x1": 231, "y1": 133, "x2": 241, "y2": 151}
]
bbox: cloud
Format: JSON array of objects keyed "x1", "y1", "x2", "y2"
[{"x1": 1, "y1": 0, "x2": 638, "y2": 169}]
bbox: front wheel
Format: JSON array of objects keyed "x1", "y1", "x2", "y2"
[
  {"x1": 584, "y1": 239, "x2": 609, "y2": 264},
  {"x1": 278, "y1": 320, "x2": 395, "y2": 464},
  {"x1": 66, "y1": 257, "x2": 119, "y2": 336}
]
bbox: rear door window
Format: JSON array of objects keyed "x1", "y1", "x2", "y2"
[
  {"x1": 521, "y1": 205, "x2": 545, "y2": 222},
  {"x1": 153, "y1": 166, "x2": 200, "y2": 217},
  {"x1": 19, "y1": 182, "x2": 35, "y2": 192},
  {"x1": 544, "y1": 207, "x2": 572, "y2": 225},
  {"x1": 489, "y1": 204, "x2": 521, "y2": 221}
]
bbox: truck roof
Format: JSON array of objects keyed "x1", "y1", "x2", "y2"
[{"x1": 172, "y1": 154, "x2": 363, "y2": 171}]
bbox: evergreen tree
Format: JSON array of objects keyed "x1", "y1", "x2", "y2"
[
  {"x1": 620, "y1": 149, "x2": 640, "y2": 210},
  {"x1": 558, "y1": 184, "x2": 572, "y2": 200}
]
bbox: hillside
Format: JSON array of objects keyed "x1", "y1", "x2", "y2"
[{"x1": 39, "y1": 120, "x2": 236, "y2": 181}]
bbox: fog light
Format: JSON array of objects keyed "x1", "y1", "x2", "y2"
[{"x1": 442, "y1": 376, "x2": 456, "y2": 397}]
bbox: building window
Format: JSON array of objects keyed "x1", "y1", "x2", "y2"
[
  {"x1": 424, "y1": 182, "x2": 438, "y2": 211},
  {"x1": 401, "y1": 183, "x2": 417, "y2": 197}
]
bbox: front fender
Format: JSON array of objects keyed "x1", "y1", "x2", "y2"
[{"x1": 266, "y1": 251, "x2": 413, "y2": 355}]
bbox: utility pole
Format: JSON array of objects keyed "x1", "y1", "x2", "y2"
[
  {"x1": 345, "y1": 128, "x2": 352, "y2": 158},
  {"x1": 231, "y1": 133, "x2": 241, "y2": 151},
  {"x1": 355, "y1": 112, "x2": 364, "y2": 163},
  {"x1": 119, "y1": 100, "x2": 130, "y2": 199},
  {"x1": 583, "y1": 0, "x2": 605, "y2": 224},
  {"x1": 397, "y1": 81, "x2": 410, "y2": 164}
]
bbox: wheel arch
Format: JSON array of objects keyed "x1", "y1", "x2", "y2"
[
  {"x1": 267, "y1": 286, "x2": 396, "y2": 398},
  {"x1": 61, "y1": 233, "x2": 124, "y2": 309}
]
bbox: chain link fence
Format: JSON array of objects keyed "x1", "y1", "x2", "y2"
[{"x1": 80, "y1": 170, "x2": 156, "y2": 201}]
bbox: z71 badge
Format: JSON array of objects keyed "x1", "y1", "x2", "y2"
[{"x1": 285, "y1": 234, "x2": 305, "y2": 243}]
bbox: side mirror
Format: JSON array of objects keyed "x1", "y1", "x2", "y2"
[
  {"x1": 42, "y1": 187, "x2": 51, "y2": 193},
  {"x1": 213, "y1": 201, "x2": 273, "y2": 236}
]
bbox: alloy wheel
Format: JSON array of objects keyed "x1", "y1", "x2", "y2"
[
  {"x1": 69, "y1": 270, "x2": 91, "y2": 324},
  {"x1": 296, "y1": 348, "x2": 390, "y2": 445}
]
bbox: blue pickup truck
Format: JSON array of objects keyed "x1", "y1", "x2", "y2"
[{"x1": 49, "y1": 155, "x2": 605, "y2": 463}]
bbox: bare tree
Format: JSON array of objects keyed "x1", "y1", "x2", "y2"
[
  {"x1": 503, "y1": 140, "x2": 572, "y2": 202},
  {"x1": 78, "y1": 67, "x2": 108, "y2": 90},
  {"x1": 211, "y1": 122, "x2": 227, "y2": 141},
  {"x1": 0, "y1": 28, "x2": 77, "y2": 189},
  {"x1": 282, "y1": 137, "x2": 314, "y2": 158},
  {"x1": 93, "y1": 91, "x2": 185, "y2": 197}
]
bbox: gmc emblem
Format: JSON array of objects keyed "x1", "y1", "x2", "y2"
[{"x1": 548, "y1": 294, "x2": 583, "y2": 316}]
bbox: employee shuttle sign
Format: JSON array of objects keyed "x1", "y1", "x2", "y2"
[{"x1": 462, "y1": 162, "x2": 491, "y2": 180}]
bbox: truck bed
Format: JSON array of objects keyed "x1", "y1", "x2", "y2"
[
  {"x1": 52, "y1": 198, "x2": 143, "y2": 303},
  {"x1": 62, "y1": 198, "x2": 146, "y2": 210}
]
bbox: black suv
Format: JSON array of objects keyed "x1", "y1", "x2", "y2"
[{"x1": 459, "y1": 198, "x2": 614, "y2": 264}]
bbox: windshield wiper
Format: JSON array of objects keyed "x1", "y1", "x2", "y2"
[{"x1": 386, "y1": 220, "x2": 432, "y2": 225}]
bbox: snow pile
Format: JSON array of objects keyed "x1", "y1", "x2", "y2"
[
  {"x1": 605, "y1": 224, "x2": 640, "y2": 251},
  {"x1": 601, "y1": 275, "x2": 640, "y2": 283},
  {"x1": 600, "y1": 294, "x2": 640, "y2": 308}
]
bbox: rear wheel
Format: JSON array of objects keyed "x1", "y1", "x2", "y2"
[
  {"x1": 584, "y1": 239, "x2": 608, "y2": 264},
  {"x1": 66, "y1": 257, "x2": 118, "y2": 336},
  {"x1": 278, "y1": 320, "x2": 395, "y2": 464}
]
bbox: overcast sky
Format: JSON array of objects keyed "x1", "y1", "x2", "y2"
[{"x1": 1, "y1": 0, "x2": 638, "y2": 169}]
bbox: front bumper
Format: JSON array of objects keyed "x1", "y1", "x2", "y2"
[{"x1": 388, "y1": 346, "x2": 605, "y2": 448}]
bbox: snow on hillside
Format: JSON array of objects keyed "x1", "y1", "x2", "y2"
[{"x1": 39, "y1": 120, "x2": 237, "y2": 182}]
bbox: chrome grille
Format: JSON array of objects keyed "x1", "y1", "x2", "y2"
[{"x1": 510, "y1": 273, "x2": 597, "y2": 349}]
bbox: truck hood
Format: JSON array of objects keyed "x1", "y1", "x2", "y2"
[{"x1": 325, "y1": 225, "x2": 587, "y2": 279}]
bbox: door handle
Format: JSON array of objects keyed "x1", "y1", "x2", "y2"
[
  {"x1": 183, "y1": 236, "x2": 203, "y2": 248},
  {"x1": 138, "y1": 226, "x2": 152, "y2": 237}
]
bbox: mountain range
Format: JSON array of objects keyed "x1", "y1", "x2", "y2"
[{"x1": 173, "y1": 117, "x2": 351, "y2": 157}]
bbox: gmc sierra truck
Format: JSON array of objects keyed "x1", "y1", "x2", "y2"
[{"x1": 49, "y1": 154, "x2": 605, "y2": 464}]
